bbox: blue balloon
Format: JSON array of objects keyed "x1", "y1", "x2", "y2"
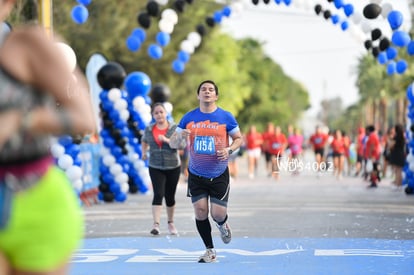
[
  {"x1": 156, "y1": 32, "x2": 170, "y2": 47},
  {"x1": 283, "y1": 0, "x2": 291, "y2": 6},
  {"x1": 126, "y1": 35, "x2": 141, "y2": 52},
  {"x1": 58, "y1": 135, "x2": 73, "y2": 147},
  {"x1": 124, "y1": 71, "x2": 152, "y2": 98},
  {"x1": 222, "y1": 6, "x2": 232, "y2": 17},
  {"x1": 377, "y1": 52, "x2": 388, "y2": 64},
  {"x1": 177, "y1": 50, "x2": 190, "y2": 63},
  {"x1": 213, "y1": 11, "x2": 223, "y2": 23},
  {"x1": 392, "y1": 31, "x2": 410, "y2": 47},
  {"x1": 76, "y1": 0, "x2": 91, "y2": 5},
  {"x1": 386, "y1": 47, "x2": 398, "y2": 60},
  {"x1": 274, "y1": 0, "x2": 282, "y2": 4},
  {"x1": 131, "y1": 28, "x2": 146, "y2": 43},
  {"x1": 343, "y1": 4, "x2": 354, "y2": 17},
  {"x1": 396, "y1": 59, "x2": 408, "y2": 74},
  {"x1": 340, "y1": 21, "x2": 349, "y2": 31},
  {"x1": 115, "y1": 192, "x2": 127, "y2": 202},
  {"x1": 386, "y1": 61, "x2": 396, "y2": 75},
  {"x1": 334, "y1": 0, "x2": 344, "y2": 9},
  {"x1": 331, "y1": 15, "x2": 340, "y2": 24},
  {"x1": 172, "y1": 59, "x2": 185, "y2": 74},
  {"x1": 388, "y1": 10, "x2": 404, "y2": 30},
  {"x1": 71, "y1": 5, "x2": 89, "y2": 24},
  {"x1": 147, "y1": 44, "x2": 163, "y2": 59},
  {"x1": 407, "y1": 41, "x2": 414, "y2": 55},
  {"x1": 406, "y1": 83, "x2": 414, "y2": 103}
]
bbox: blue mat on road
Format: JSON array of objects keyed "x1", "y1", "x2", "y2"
[{"x1": 71, "y1": 237, "x2": 414, "y2": 275}]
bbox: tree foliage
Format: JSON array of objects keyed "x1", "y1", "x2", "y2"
[{"x1": 8, "y1": 0, "x2": 310, "y2": 132}]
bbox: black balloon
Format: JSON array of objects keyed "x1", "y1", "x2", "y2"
[
  {"x1": 98, "y1": 182, "x2": 110, "y2": 193},
  {"x1": 185, "y1": 0, "x2": 193, "y2": 3},
  {"x1": 129, "y1": 184, "x2": 139, "y2": 194},
  {"x1": 372, "y1": 46, "x2": 380, "y2": 58},
  {"x1": 252, "y1": 0, "x2": 259, "y2": 4},
  {"x1": 206, "y1": 17, "x2": 215, "y2": 27},
  {"x1": 364, "y1": 40, "x2": 372, "y2": 50},
  {"x1": 314, "y1": 5, "x2": 322, "y2": 15},
  {"x1": 137, "y1": 12, "x2": 151, "y2": 29},
  {"x1": 405, "y1": 186, "x2": 413, "y2": 194},
  {"x1": 379, "y1": 37, "x2": 390, "y2": 51},
  {"x1": 323, "y1": 10, "x2": 331, "y2": 20},
  {"x1": 146, "y1": 1, "x2": 159, "y2": 17},
  {"x1": 97, "y1": 62, "x2": 126, "y2": 90},
  {"x1": 103, "y1": 192, "x2": 115, "y2": 202},
  {"x1": 174, "y1": 0, "x2": 186, "y2": 13},
  {"x1": 371, "y1": 28, "x2": 382, "y2": 41},
  {"x1": 263, "y1": 0, "x2": 270, "y2": 3},
  {"x1": 196, "y1": 24, "x2": 206, "y2": 36},
  {"x1": 363, "y1": 3, "x2": 382, "y2": 19},
  {"x1": 151, "y1": 83, "x2": 171, "y2": 103}
]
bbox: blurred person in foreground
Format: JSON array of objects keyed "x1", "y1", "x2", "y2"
[{"x1": 0, "y1": 1, "x2": 95, "y2": 274}]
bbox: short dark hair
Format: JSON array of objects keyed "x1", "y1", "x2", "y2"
[{"x1": 197, "y1": 80, "x2": 218, "y2": 95}]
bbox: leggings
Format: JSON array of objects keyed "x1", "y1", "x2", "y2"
[{"x1": 149, "y1": 166, "x2": 181, "y2": 206}]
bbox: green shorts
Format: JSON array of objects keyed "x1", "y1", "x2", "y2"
[{"x1": 0, "y1": 166, "x2": 84, "y2": 272}]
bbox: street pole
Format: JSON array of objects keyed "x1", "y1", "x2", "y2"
[{"x1": 37, "y1": 0, "x2": 52, "y2": 36}]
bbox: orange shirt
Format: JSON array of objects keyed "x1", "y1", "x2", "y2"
[
  {"x1": 310, "y1": 133, "x2": 328, "y2": 150},
  {"x1": 246, "y1": 132, "x2": 263, "y2": 150}
]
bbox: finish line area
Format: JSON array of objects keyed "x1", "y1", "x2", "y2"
[{"x1": 71, "y1": 237, "x2": 414, "y2": 275}]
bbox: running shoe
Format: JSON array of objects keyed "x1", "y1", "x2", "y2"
[
  {"x1": 168, "y1": 222, "x2": 178, "y2": 235},
  {"x1": 216, "y1": 222, "x2": 232, "y2": 244},
  {"x1": 198, "y1": 248, "x2": 216, "y2": 263},
  {"x1": 150, "y1": 223, "x2": 160, "y2": 235}
]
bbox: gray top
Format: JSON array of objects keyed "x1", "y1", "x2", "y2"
[{"x1": 142, "y1": 122, "x2": 181, "y2": 170}]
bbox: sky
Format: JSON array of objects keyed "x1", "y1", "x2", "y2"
[{"x1": 220, "y1": 0, "x2": 412, "y2": 116}]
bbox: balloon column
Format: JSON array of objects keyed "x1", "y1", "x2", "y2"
[
  {"x1": 97, "y1": 62, "x2": 150, "y2": 203},
  {"x1": 51, "y1": 136, "x2": 83, "y2": 198},
  {"x1": 71, "y1": 0, "x2": 91, "y2": 24}
]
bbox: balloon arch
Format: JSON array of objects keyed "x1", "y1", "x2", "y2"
[{"x1": 52, "y1": 0, "x2": 414, "y2": 203}]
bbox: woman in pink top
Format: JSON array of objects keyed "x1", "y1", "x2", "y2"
[{"x1": 287, "y1": 128, "x2": 303, "y2": 175}]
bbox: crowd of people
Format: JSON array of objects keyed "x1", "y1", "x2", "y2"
[{"x1": 224, "y1": 123, "x2": 407, "y2": 191}]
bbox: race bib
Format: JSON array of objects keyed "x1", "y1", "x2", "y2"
[{"x1": 194, "y1": 136, "x2": 215, "y2": 155}]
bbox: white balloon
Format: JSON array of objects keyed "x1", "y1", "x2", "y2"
[
  {"x1": 351, "y1": 12, "x2": 363, "y2": 25},
  {"x1": 55, "y1": 42, "x2": 77, "y2": 72},
  {"x1": 103, "y1": 154, "x2": 116, "y2": 166},
  {"x1": 66, "y1": 165, "x2": 83, "y2": 181},
  {"x1": 114, "y1": 98, "x2": 128, "y2": 111},
  {"x1": 409, "y1": 162, "x2": 414, "y2": 171},
  {"x1": 115, "y1": 172, "x2": 129, "y2": 183},
  {"x1": 381, "y1": 3, "x2": 393, "y2": 18},
  {"x1": 141, "y1": 104, "x2": 151, "y2": 114},
  {"x1": 161, "y1": 8, "x2": 178, "y2": 25},
  {"x1": 158, "y1": 18, "x2": 175, "y2": 34},
  {"x1": 72, "y1": 179, "x2": 83, "y2": 191},
  {"x1": 180, "y1": 40, "x2": 195, "y2": 54},
  {"x1": 361, "y1": 21, "x2": 372, "y2": 34},
  {"x1": 51, "y1": 143, "x2": 65, "y2": 158},
  {"x1": 155, "y1": 0, "x2": 168, "y2": 6},
  {"x1": 187, "y1": 32, "x2": 202, "y2": 48},
  {"x1": 108, "y1": 88, "x2": 122, "y2": 101},
  {"x1": 110, "y1": 164, "x2": 123, "y2": 176},
  {"x1": 132, "y1": 96, "x2": 146, "y2": 109},
  {"x1": 120, "y1": 182, "x2": 129, "y2": 193},
  {"x1": 58, "y1": 154, "x2": 74, "y2": 170},
  {"x1": 163, "y1": 102, "x2": 173, "y2": 114},
  {"x1": 120, "y1": 109, "x2": 130, "y2": 121}
]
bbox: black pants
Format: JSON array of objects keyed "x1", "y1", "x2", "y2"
[{"x1": 149, "y1": 166, "x2": 181, "y2": 206}]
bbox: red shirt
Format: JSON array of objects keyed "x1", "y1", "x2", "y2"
[
  {"x1": 331, "y1": 137, "x2": 346, "y2": 154},
  {"x1": 364, "y1": 132, "x2": 381, "y2": 160},
  {"x1": 246, "y1": 132, "x2": 263, "y2": 150},
  {"x1": 357, "y1": 133, "x2": 365, "y2": 156},
  {"x1": 310, "y1": 133, "x2": 328, "y2": 150},
  {"x1": 268, "y1": 134, "x2": 287, "y2": 155}
]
